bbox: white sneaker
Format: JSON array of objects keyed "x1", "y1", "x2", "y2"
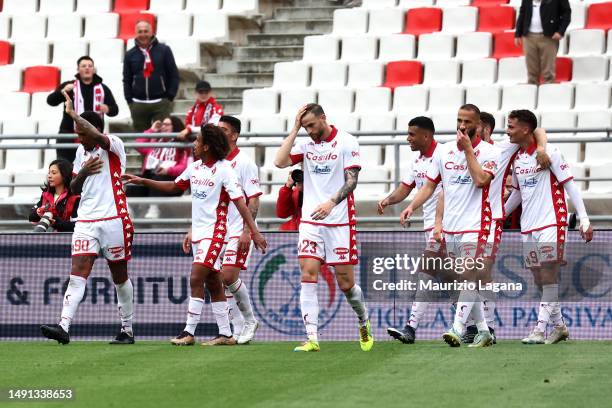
[
  {"x1": 545, "y1": 325, "x2": 569, "y2": 344},
  {"x1": 521, "y1": 330, "x2": 545, "y2": 344},
  {"x1": 237, "y1": 320, "x2": 259, "y2": 344},
  {"x1": 144, "y1": 204, "x2": 160, "y2": 219}
]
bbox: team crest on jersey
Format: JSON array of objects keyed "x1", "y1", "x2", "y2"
[{"x1": 481, "y1": 160, "x2": 497, "y2": 172}]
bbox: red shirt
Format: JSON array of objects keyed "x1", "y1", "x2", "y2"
[
  {"x1": 184, "y1": 97, "x2": 224, "y2": 133},
  {"x1": 276, "y1": 185, "x2": 301, "y2": 231}
]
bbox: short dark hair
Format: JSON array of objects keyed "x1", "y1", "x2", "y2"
[
  {"x1": 480, "y1": 112, "x2": 496, "y2": 131},
  {"x1": 201, "y1": 123, "x2": 230, "y2": 161},
  {"x1": 302, "y1": 103, "x2": 325, "y2": 119},
  {"x1": 459, "y1": 104, "x2": 481, "y2": 117},
  {"x1": 77, "y1": 56, "x2": 94, "y2": 66},
  {"x1": 508, "y1": 109, "x2": 538, "y2": 132},
  {"x1": 408, "y1": 116, "x2": 435, "y2": 134},
  {"x1": 219, "y1": 115, "x2": 241, "y2": 134},
  {"x1": 80, "y1": 111, "x2": 103, "y2": 131}
]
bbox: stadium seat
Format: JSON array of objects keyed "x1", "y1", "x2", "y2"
[
  {"x1": 0, "y1": 41, "x2": 11, "y2": 65},
  {"x1": 567, "y1": 3, "x2": 587, "y2": 31},
  {"x1": 0, "y1": 170, "x2": 11, "y2": 199},
  {"x1": 501, "y1": 84, "x2": 537, "y2": 110},
  {"x1": 0, "y1": 92, "x2": 30, "y2": 119},
  {"x1": 317, "y1": 89, "x2": 354, "y2": 115},
  {"x1": 37, "y1": 119, "x2": 60, "y2": 135},
  {"x1": 272, "y1": 62, "x2": 310, "y2": 89},
  {"x1": 354, "y1": 165, "x2": 390, "y2": 196},
  {"x1": 302, "y1": 35, "x2": 339, "y2": 62},
  {"x1": 1, "y1": 120, "x2": 42, "y2": 172},
  {"x1": 456, "y1": 32, "x2": 492, "y2": 60},
  {"x1": 587, "y1": 164, "x2": 612, "y2": 193},
  {"x1": 383, "y1": 61, "x2": 423, "y2": 89},
  {"x1": 607, "y1": 30, "x2": 612, "y2": 55},
  {"x1": 52, "y1": 40, "x2": 88, "y2": 66},
  {"x1": 585, "y1": 2, "x2": 612, "y2": 30},
  {"x1": 241, "y1": 88, "x2": 278, "y2": 115},
  {"x1": 465, "y1": 85, "x2": 501, "y2": 111},
  {"x1": 540, "y1": 111, "x2": 576, "y2": 138},
  {"x1": 567, "y1": 29, "x2": 606, "y2": 56},
  {"x1": 47, "y1": 14, "x2": 83, "y2": 41},
  {"x1": 552, "y1": 57, "x2": 572, "y2": 83},
  {"x1": 12, "y1": 170, "x2": 47, "y2": 197},
  {"x1": 30, "y1": 92, "x2": 62, "y2": 119},
  {"x1": 12, "y1": 41, "x2": 50, "y2": 67},
  {"x1": 114, "y1": 0, "x2": 150, "y2": 13},
  {"x1": 185, "y1": 0, "x2": 220, "y2": 12},
  {"x1": 428, "y1": 86, "x2": 464, "y2": 113},
  {"x1": 361, "y1": 0, "x2": 397, "y2": 8},
  {"x1": 497, "y1": 57, "x2": 528, "y2": 84},
  {"x1": 442, "y1": 6, "x2": 477, "y2": 34},
  {"x1": 84, "y1": 13, "x2": 120, "y2": 40},
  {"x1": 571, "y1": 56, "x2": 609, "y2": 82},
  {"x1": 11, "y1": 15, "x2": 47, "y2": 41},
  {"x1": 148, "y1": 0, "x2": 184, "y2": 13},
  {"x1": 249, "y1": 115, "x2": 286, "y2": 134},
  {"x1": 368, "y1": 8, "x2": 405, "y2": 35},
  {"x1": 77, "y1": 0, "x2": 112, "y2": 14},
  {"x1": 431, "y1": 112, "x2": 458, "y2": 131},
  {"x1": 585, "y1": 143, "x2": 612, "y2": 165},
  {"x1": 436, "y1": 0, "x2": 470, "y2": 6},
  {"x1": 88, "y1": 39, "x2": 125, "y2": 66},
  {"x1": 119, "y1": 12, "x2": 156, "y2": 41},
  {"x1": 38, "y1": 0, "x2": 75, "y2": 15},
  {"x1": 403, "y1": 7, "x2": 442, "y2": 37},
  {"x1": 461, "y1": 58, "x2": 497, "y2": 85},
  {"x1": 0, "y1": 15, "x2": 9, "y2": 41},
  {"x1": 0, "y1": 66, "x2": 22, "y2": 91},
  {"x1": 221, "y1": 0, "x2": 258, "y2": 15},
  {"x1": 397, "y1": 0, "x2": 434, "y2": 8},
  {"x1": 577, "y1": 110, "x2": 611, "y2": 141},
  {"x1": 341, "y1": 36, "x2": 378, "y2": 62},
  {"x1": 332, "y1": 8, "x2": 369, "y2": 36},
  {"x1": 378, "y1": 34, "x2": 416, "y2": 62},
  {"x1": 537, "y1": 83, "x2": 574, "y2": 112},
  {"x1": 574, "y1": 83, "x2": 611, "y2": 110},
  {"x1": 156, "y1": 12, "x2": 192, "y2": 40},
  {"x1": 21, "y1": 66, "x2": 60, "y2": 94},
  {"x1": 392, "y1": 85, "x2": 428, "y2": 113},
  {"x1": 192, "y1": 12, "x2": 229, "y2": 41},
  {"x1": 347, "y1": 61, "x2": 384, "y2": 88},
  {"x1": 423, "y1": 60, "x2": 460, "y2": 85},
  {"x1": 355, "y1": 125, "x2": 389, "y2": 164},
  {"x1": 477, "y1": 6, "x2": 515, "y2": 33},
  {"x1": 492, "y1": 31, "x2": 523, "y2": 59},
  {"x1": 417, "y1": 33, "x2": 455, "y2": 60},
  {"x1": 471, "y1": 0, "x2": 509, "y2": 5},
  {"x1": 2, "y1": 0, "x2": 38, "y2": 15},
  {"x1": 326, "y1": 113, "x2": 359, "y2": 133},
  {"x1": 354, "y1": 87, "x2": 391, "y2": 114},
  {"x1": 279, "y1": 89, "x2": 317, "y2": 116},
  {"x1": 310, "y1": 62, "x2": 347, "y2": 88}
]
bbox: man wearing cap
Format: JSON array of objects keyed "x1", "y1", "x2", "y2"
[{"x1": 177, "y1": 80, "x2": 224, "y2": 141}]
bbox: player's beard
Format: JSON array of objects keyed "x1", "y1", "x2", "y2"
[{"x1": 467, "y1": 127, "x2": 477, "y2": 138}]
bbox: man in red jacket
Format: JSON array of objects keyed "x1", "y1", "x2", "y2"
[
  {"x1": 276, "y1": 169, "x2": 303, "y2": 231},
  {"x1": 177, "y1": 81, "x2": 224, "y2": 141}
]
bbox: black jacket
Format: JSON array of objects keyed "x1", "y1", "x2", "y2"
[
  {"x1": 29, "y1": 190, "x2": 80, "y2": 232},
  {"x1": 47, "y1": 73, "x2": 119, "y2": 134},
  {"x1": 515, "y1": 0, "x2": 572, "y2": 38},
  {"x1": 123, "y1": 37, "x2": 179, "y2": 104}
]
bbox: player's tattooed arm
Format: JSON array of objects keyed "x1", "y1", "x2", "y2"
[
  {"x1": 62, "y1": 90, "x2": 110, "y2": 150},
  {"x1": 330, "y1": 167, "x2": 360, "y2": 205}
]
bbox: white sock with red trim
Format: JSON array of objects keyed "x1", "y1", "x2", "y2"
[
  {"x1": 452, "y1": 289, "x2": 478, "y2": 335},
  {"x1": 300, "y1": 282, "x2": 319, "y2": 342},
  {"x1": 481, "y1": 290, "x2": 496, "y2": 329},
  {"x1": 472, "y1": 299, "x2": 489, "y2": 332},
  {"x1": 225, "y1": 287, "x2": 244, "y2": 337},
  {"x1": 212, "y1": 301, "x2": 232, "y2": 337},
  {"x1": 59, "y1": 275, "x2": 87, "y2": 333},
  {"x1": 184, "y1": 297, "x2": 204, "y2": 335},
  {"x1": 345, "y1": 284, "x2": 369, "y2": 325},
  {"x1": 408, "y1": 301, "x2": 429, "y2": 330},
  {"x1": 537, "y1": 284, "x2": 559, "y2": 332},
  {"x1": 228, "y1": 278, "x2": 255, "y2": 323},
  {"x1": 115, "y1": 279, "x2": 134, "y2": 335}
]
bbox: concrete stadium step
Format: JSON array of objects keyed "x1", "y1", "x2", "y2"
[
  {"x1": 274, "y1": 6, "x2": 339, "y2": 20},
  {"x1": 216, "y1": 98, "x2": 243, "y2": 114},
  {"x1": 217, "y1": 59, "x2": 289, "y2": 74},
  {"x1": 294, "y1": 0, "x2": 339, "y2": 6},
  {"x1": 192, "y1": 72, "x2": 274, "y2": 87},
  {"x1": 235, "y1": 45, "x2": 304, "y2": 60},
  {"x1": 247, "y1": 33, "x2": 311, "y2": 46},
  {"x1": 263, "y1": 19, "x2": 333, "y2": 34}
]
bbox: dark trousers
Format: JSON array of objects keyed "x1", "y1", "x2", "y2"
[
  {"x1": 129, "y1": 99, "x2": 173, "y2": 132},
  {"x1": 125, "y1": 170, "x2": 184, "y2": 197}
]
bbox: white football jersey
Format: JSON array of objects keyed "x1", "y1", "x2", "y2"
[
  {"x1": 490, "y1": 137, "x2": 520, "y2": 220},
  {"x1": 510, "y1": 143, "x2": 573, "y2": 233},
  {"x1": 225, "y1": 148, "x2": 263, "y2": 238},
  {"x1": 426, "y1": 136, "x2": 501, "y2": 234},
  {"x1": 401, "y1": 140, "x2": 442, "y2": 231},
  {"x1": 290, "y1": 126, "x2": 360, "y2": 226},
  {"x1": 72, "y1": 134, "x2": 129, "y2": 221},
  {"x1": 175, "y1": 159, "x2": 243, "y2": 243}
]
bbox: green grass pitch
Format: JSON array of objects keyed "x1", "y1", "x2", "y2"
[{"x1": 1, "y1": 340, "x2": 610, "y2": 408}]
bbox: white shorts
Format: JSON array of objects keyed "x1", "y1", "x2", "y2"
[
  {"x1": 521, "y1": 225, "x2": 567, "y2": 268},
  {"x1": 220, "y1": 236, "x2": 252, "y2": 270},
  {"x1": 192, "y1": 239, "x2": 224, "y2": 271},
  {"x1": 424, "y1": 229, "x2": 445, "y2": 255},
  {"x1": 72, "y1": 217, "x2": 133, "y2": 261},
  {"x1": 297, "y1": 222, "x2": 358, "y2": 265},
  {"x1": 444, "y1": 221, "x2": 502, "y2": 260}
]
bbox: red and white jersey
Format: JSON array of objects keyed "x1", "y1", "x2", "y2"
[
  {"x1": 510, "y1": 143, "x2": 573, "y2": 233},
  {"x1": 427, "y1": 136, "x2": 501, "y2": 234},
  {"x1": 401, "y1": 141, "x2": 442, "y2": 231},
  {"x1": 290, "y1": 126, "x2": 360, "y2": 226},
  {"x1": 72, "y1": 134, "x2": 129, "y2": 221},
  {"x1": 225, "y1": 148, "x2": 263, "y2": 237},
  {"x1": 489, "y1": 137, "x2": 520, "y2": 220},
  {"x1": 175, "y1": 159, "x2": 243, "y2": 243}
]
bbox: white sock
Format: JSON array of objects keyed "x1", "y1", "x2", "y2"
[
  {"x1": 226, "y1": 290, "x2": 244, "y2": 336},
  {"x1": 184, "y1": 297, "x2": 204, "y2": 335},
  {"x1": 212, "y1": 301, "x2": 232, "y2": 337},
  {"x1": 300, "y1": 282, "x2": 319, "y2": 342},
  {"x1": 537, "y1": 284, "x2": 559, "y2": 332},
  {"x1": 550, "y1": 303, "x2": 565, "y2": 327},
  {"x1": 482, "y1": 290, "x2": 496, "y2": 329},
  {"x1": 472, "y1": 299, "x2": 488, "y2": 332},
  {"x1": 407, "y1": 301, "x2": 429, "y2": 330},
  {"x1": 536, "y1": 302, "x2": 554, "y2": 333},
  {"x1": 59, "y1": 275, "x2": 87, "y2": 333},
  {"x1": 228, "y1": 278, "x2": 255, "y2": 323},
  {"x1": 452, "y1": 289, "x2": 478, "y2": 335},
  {"x1": 115, "y1": 279, "x2": 134, "y2": 335},
  {"x1": 345, "y1": 285, "x2": 369, "y2": 325}
]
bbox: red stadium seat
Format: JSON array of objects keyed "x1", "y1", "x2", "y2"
[
  {"x1": 22, "y1": 66, "x2": 60, "y2": 93},
  {"x1": 478, "y1": 6, "x2": 515, "y2": 33},
  {"x1": 403, "y1": 8, "x2": 442, "y2": 37},
  {"x1": 471, "y1": 0, "x2": 509, "y2": 6},
  {"x1": 492, "y1": 31, "x2": 523, "y2": 59},
  {"x1": 114, "y1": 0, "x2": 150, "y2": 13},
  {"x1": 0, "y1": 41, "x2": 11, "y2": 65},
  {"x1": 585, "y1": 2, "x2": 612, "y2": 30},
  {"x1": 383, "y1": 61, "x2": 423, "y2": 89},
  {"x1": 118, "y1": 12, "x2": 156, "y2": 41},
  {"x1": 539, "y1": 57, "x2": 572, "y2": 83}
]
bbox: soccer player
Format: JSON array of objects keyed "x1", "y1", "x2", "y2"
[
  {"x1": 400, "y1": 104, "x2": 500, "y2": 348},
  {"x1": 377, "y1": 116, "x2": 444, "y2": 344},
  {"x1": 504, "y1": 109, "x2": 593, "y2": 345},
  {"x1": 274, "y1": 104, "x2": 373, "y2": 352},
  {"x1": 183, "y1": 116, "x2": 262, "y2": 345},
  {"x1": 40, "y1": 91, "x2": 135, "y2": 345},
  {"x1": 123, "y1": 124, "x2": 267, "y2": 346}
]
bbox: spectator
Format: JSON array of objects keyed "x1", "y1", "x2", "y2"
[
  {"x1": 29, "y1": 159, "x2": 80, "y2": 232},
  {"x1": 176, "y1": 80, "x2": 224, "y2": 142},
  {"x1": 126, "y1": 115, "x2": 190, "y2": 219},
  {"x1": 123, "y1": 20, "x2": 179, "y2": 132},
  {"x1": 276, "y1": 169, "x2": 303, "y2": 231},
  {"x1": 515, "y1": 0, "x2": 571, "y2": 84},
  {"x1": 47, "y1": 56, "x2": 119, "y2": 163}
]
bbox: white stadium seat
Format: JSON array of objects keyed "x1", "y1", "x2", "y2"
[
  {"x1": 310, "y1": 62, "x2": 347, "y2": 88},
  {"x1": 354, "y1": 87, "x2": 391, "y2": 114},
  {"x1": 13, "y1": 41, "x2": 50, "y2": 66},
  {"x1": 302, "y1": 35, "x2": 339, "y2": 62},
  {"x1": 222, "y1": 0, "x2": 258, "y2": 15},
  {"x1": 39, "y1": 0, "x2": 75, "y2": 14},
  {"x1": 417, "y1": 33, "x2": 455, "y2": 60},
  {"x1": 332, "y1": 8, "x2": 369, "y2": 36},
  {"x1": 436, "y1": 0, "x2": 470, "y2": 6},
  {"x1": 76, "y1": 0, "x2": 112, "y2": 14},
  {"x1": 149, "y1": 0, "x2": 185, "y2": 13},
  {"x1": 537, "y1": 83, "x2": 574, "y2": 112},
  {"x1": 428, "y1": 86, "x2": 464, "y2": 113},
  {"x1": 241, "y1": 88, "x2": 278, "y2": 115},
  {"x1": 327, "y1": 114, "x2": 359, "y2": 133},
  {"x1": 567, "y1": 29, "x2": 606, "y2": 56},
  {"x1": 497, "y1": 57, "x2": 528, "y2": 84},
  {"x1": 549, "y1": 143, "x2": 581, "y2": 164},
  {"x1": 272, "y1": 62, "x2": 311, "y2": 89},
  {"x1": 279, "y1": 89, "x2": 317, "y2": 115},
  {"x1": 540, "y1": 111, "x2": 576, "y2": 137},
  {"x1": 0, "y1": 15, "x2": 9, "y2": 40},
  {"x1": 367, "y1": 8, "x2": 405, "y2": 35},
  {"x1": 442, "y1": 6, "x2": 477, "y2": 34},
  {"x1": 398, "y1": 0, "x2": 434, "y2": 7},
  {"x1": 52, "y1": 40, "x2": 88, "y2": 66},
  {"x1": 249, "y1": 115, "x2": 286, "y2": 134},
  {"x1": 577, "y1": 111, "x2": 611, "y2": 138},
  {"x1": 88, "y1": 39, "x2": 125, "y2": 66},
  {"x1": 341, "y1": 36, "x2": 378, "y2": 62},
  {"x1": 378, "y1": 34, "x2": 416, "y2": 62},
  {"x1": 588, "y1": 164, "x2": 612, "y2": 194},
  {"x1": 571, "y1": 56, "x2": 609, "y2": 83},
  {"x1": 163, "y1": 39, "x2": 200, "y2": 69},
  {"x1": 361, "y1": 0, "x2": 397, "y2": 8},
  {"x1": 157, "y1": 13, "x2": 192, "y2": 40},
  {"x1": 185, "y1": 0, "x2": 221, "y2": 12},
  {"x1": 567, "y1": 3, "x2": 586, "y2": 31},
  {"x1": 30, "y1": 92, "x2": 62, "y2": 120},
  {"x1": 1, "y1": 119, "x2": 43, "y2": 173},
  {"x1": 465, "y1": 85, "x2": 501, "y2": 112},
  {"x1": 585, "y1": 143, "x2": 612, "y2": 165},
  {"x1": 456, "y1": 32, "x2": 492, "y2": 60},
  {"x1": 501, "y1": 84, "x2": 538, "y2": 111},
  {"x1": 347, "y1": 61, "x2": 384, "y2": 88},
  {"x1": 0, "y1": 66, "x2": 24, "y2": 92},
  {"x1": 47, "y1": 14, "x2": 83, "y2": 41},
  {"x1": 607, "y1": 30, "x2": 612, "y2": 55},
  {"x1": 0, "y1": 170, "x2": 11, "y2": 199},
  {"x1": 2, "y1": 0, "x2": 38, "y2": 15},
  {"x1": 423, "y1": 60, "x2": 460, "y2": 85},
  {"x1": 317, "y1": 89, "x2": 354, "y2": 115},
  {"x1": 0, "y1": 93, "x2": 30, "y2": 119},
  {"x1": 192, "y1": 12, "x2": 229, "y2": 41},
  {"x1": 11, "y1": 15, "x2": 46, "y2": 41},
  {"x1": 461, "y1": 58, "x2": 497, "y2": 85},
  {"x1": 12, "y1": 170, "x2": 47, "y2": 198},
  {"x1": 431, "y1": 112, "x2": 458, "y2": 132},
  {"x1": 84, "y1": 13, "x2": 119, "y2": 40},
  {"x1": 392, "y1": 86, "x2": 428, "y2": 113},
  {"x1": 354, "y1": 165, "x2": 390, "y2": 197}
]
